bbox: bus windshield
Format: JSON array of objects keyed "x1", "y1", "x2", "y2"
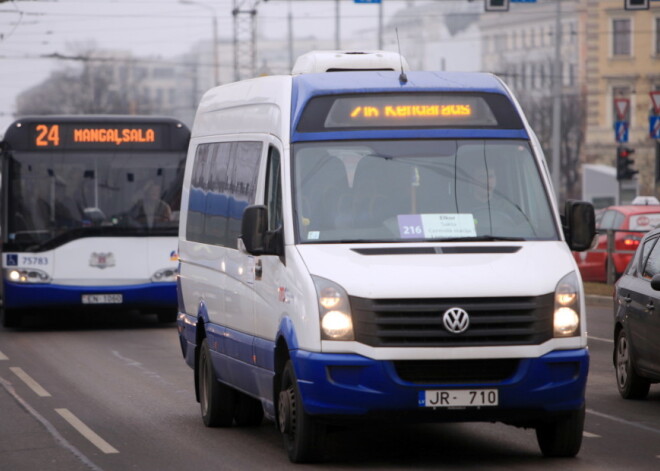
[
  {"x1": 6, "y1": 149, "x2": 186, "y2": 250},
  {"x1": 293, "y1": 139, "x2": 558, "y2": 243}
]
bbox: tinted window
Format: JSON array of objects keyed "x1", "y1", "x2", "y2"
[
  {"x1": 204, "y1": 143, "x2": 232, "y2": 245},
  {"x1": 642, "y1": 237, "x2": 660, "y2": 279},
  {"x1": 228, "y1": 141, "x2": 262, "y2": 245},
  {"x1": 186, "y1": 141, "x2": 262, "y2": 247},
  {"x1": 266, "y1": 147, "x2": 283, "y2": 232}
]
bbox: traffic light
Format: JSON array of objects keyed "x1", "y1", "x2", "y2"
[
  {"x1": 616, "y1": 146, "x2": 638, "y2": 181},
  {"x1": 484, "y1": 0, "x2": 509, "y2": 12}
]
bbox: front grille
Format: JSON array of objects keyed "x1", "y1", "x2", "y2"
[
  {"x1": 350, "y1": 294, "x2": 554, "y2": 347},
  {"x1": 394, "y1": 359, "x2": 520, "y2": 384}
]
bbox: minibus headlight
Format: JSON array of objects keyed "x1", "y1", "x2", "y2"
[
  {"x1": 151, "y1": 267, "x2": 178, "y2": 282},
  {"x1": 313, "y1": 276, "x2": 354, "y2": 341},
  {"x1": 5, "y1": 268, "x2": 51, "y2": 284},
  {"x1": 553, "y1": 272, "x2": 580, "y2": 337}
]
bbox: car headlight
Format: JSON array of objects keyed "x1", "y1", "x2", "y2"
[
  {"x1": 312, "y1": 276, "x2": 354, "y2": 341},
  {"x1": 151, "y1": 267, "x2": 178, "y2": 282},
  {"x1": 5, "y1": 268, "x2": 51, "y2": 284},
  {"x1": 554, "y1": 271, "x2": 580, "y2": 337}
]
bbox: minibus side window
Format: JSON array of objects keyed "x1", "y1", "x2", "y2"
[
  {"x1": 186, "y1": 144, "x2": 212, "y2": 243},
  {"x1": 204, "y1": 142, "x2": 231, "y2": 246},
  {"x1": 227, "y1": 141, "x2": 262, "y2": 246},
  {"x1": 265, "y1": 147, "x2": 283, "y2": 232},
  {"x1": 187, "y1": 141, "x2": 261, "y2": 247}
]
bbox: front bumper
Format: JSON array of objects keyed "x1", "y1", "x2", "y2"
[
  {"x1": 3, "y1": 281, "x2": 177, "y2": 310},
  {"x1": 291, "y1": 348, "x2": 588, "y2": 424}
]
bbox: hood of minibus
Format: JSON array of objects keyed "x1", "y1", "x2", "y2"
[{"x1": 296, "y1": 242, "x2": 575, "y2": 299}]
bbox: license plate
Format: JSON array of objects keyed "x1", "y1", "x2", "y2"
[
  {"x1": 82, "y1": 294, "x2": 123, "y2": 304},
  {"x1": 420, "y1": 389, "x2": 498, "y2": 408}
]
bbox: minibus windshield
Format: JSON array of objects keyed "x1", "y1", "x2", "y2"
[{"x1": 292, "y1": 139, "x2": 558, "y2": 243}]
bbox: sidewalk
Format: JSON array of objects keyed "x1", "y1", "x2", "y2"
[{"x1": 0, "y1": 378, "x2": 92, "y2": 471}]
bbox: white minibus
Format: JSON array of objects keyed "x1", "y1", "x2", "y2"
[{"x1": 176, "y1": 51, "x2": 596, "y2": 462}]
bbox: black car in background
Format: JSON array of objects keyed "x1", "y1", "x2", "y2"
[{"x1": 614, "y1": 227, "x2": 660, "y2": 399}]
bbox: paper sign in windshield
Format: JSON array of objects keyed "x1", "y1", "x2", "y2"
[{"x1": 398, "y1": 214, "x2": 476, "y2": 239}]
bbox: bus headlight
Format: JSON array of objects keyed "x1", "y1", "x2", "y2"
[
  {"x1": 553, "y1": 272, "x2": 580, "y2": 337},
  {"x1": 151, "y1": 268, "x2": 178, "y2": 282},
  {"x1": 5, "y1": 268, "x2": 51, "y2": 284},
  {"x1": 313, "y1": 276, "x2": 354, "y2": 341}
]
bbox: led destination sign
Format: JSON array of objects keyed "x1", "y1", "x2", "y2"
[
  {"x1": 297, "y1": 93, "x2": 524, "y2": 132},
  {"x1": 349, "y1": 104, "x2": 473, "y2": 119},
  {"x1": 330, "y1": 95, "x2": 492, "y2": 128},
  {"x1": 28, "y1": 123, "x2": 166, "y2": 150}
]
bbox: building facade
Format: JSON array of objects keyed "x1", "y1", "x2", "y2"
[{"x1": 582, "y1": 0, "x2": 660, "y2": 199}]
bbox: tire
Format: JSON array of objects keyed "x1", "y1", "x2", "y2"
[
  {"x1": 198, "y1": 338, "x2": 236, "y2": 427},
  {"x1": 536, "y1": 406, "x2": 585, "y2": 458},
  {"x1": 234, "y1": 393, "x2": 264, "y2": 426},
  {"x1": 278, "y1": 360, "x2": 326, "y2": 463},
  {"x1": 615, "y1": 329, "x2": 650, "y2": 399},
  {"x1": 1, "y1": 308, "x2": 20, "y2": 328}
]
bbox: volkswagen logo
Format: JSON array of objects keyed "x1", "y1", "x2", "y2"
[{"x1": 442, "y1": 307, "x2": 470, "y2": 334}]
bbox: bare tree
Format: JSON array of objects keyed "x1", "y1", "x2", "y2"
[
  {"x1": 15, "y1": 44, "x2": 156, "y2": 117},
  {"x1": 517, "y1": 92, "x2": 585, "y2": 201}
]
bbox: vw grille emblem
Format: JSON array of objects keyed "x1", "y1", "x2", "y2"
[{"x1": 442, "y1": 307, "x2": 470, "y2": 334}]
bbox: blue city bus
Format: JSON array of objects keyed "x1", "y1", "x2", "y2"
[{"x1": 0, "y1": 115, "x2": 190, "y2": 327}]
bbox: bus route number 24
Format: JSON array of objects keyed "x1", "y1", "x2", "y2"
[{"x1": 35, "y1": 124, "x2": 61, "y2": 147}]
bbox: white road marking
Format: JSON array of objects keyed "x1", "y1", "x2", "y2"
[
  {"x1": 587, "y1": 409, "x2": 660, "y2": 435},
  {"x1": 0, "y1": 350, "x2": 8, "y2": 360},
  {"x1": 9, "y1": 366, "x2": 51, "y2": 397},
  {"x1": 583, "y1": 431, "x2": 600, "y2": 438},
  {"x1": 588, "y1": 335, "x2": 614, "y2": 344},
  {"x1": 56, "y1": 408, "x2": 119, "y2": 454},
  {"x1": 0, "y1": 377, "x2": 103, "y2": 471}
]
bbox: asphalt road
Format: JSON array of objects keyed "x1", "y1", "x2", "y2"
[{"x1": 1, "y1": 301, "x2": 659, "y2": 470}]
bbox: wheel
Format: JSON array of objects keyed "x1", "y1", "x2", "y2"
[
  {"x1": 615, "y1": 329, "x2": 650, "y2": 399},
  {"x1": 278, "y1": 360, "x2": 326, "y2": 463},
  {"x1": 1, "y1": 308, "x2": 20, "y2": 328},
  {"x1": 198, "y1": 338, "x2": 236, "y2": 427},
  {"x1": 234, "y1": 393, "x2": 264, "y2": 426},
  {"x1": 536, "y1": 406, "x2": 585, "y2": 458}
]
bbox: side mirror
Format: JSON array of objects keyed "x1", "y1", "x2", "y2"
[
  {"x1": 651, "y1": 274, "x2": 660, "y2": 291},
  {"x1": 240, "y1": 205, "x2": 284, "y2": 257},
  {"x1": 564, "y1": 200, "x2": 596, "y2": 252},
  {"x1": 241, "y1": 205, "x2": 268, "y2": 255}
]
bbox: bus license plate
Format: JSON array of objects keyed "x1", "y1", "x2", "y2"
[
  {"x1": 82, "y1": 294, "x2": 123, "y2": 304},
  {"x1": 422, "y1": 389, "x2": 498, "y2": 408}
]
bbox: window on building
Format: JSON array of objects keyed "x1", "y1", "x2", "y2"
[
  {"x1": 655, "y1": 17, "x2": 660, "y2": 56},
  {"x1": 612, "y1": 18, "x2": 631, "y2": 56},
  {"x1": 569, "y1": 21, "x2": 577, "y2": 45}
]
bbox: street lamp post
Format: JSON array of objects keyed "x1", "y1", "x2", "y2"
[{"x1": 180, "y1": 0, "x2": 219, "y2": 86}]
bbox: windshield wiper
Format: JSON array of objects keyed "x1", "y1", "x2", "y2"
[{"x1": 428, "y1": 235, "x2": 525, "y2": 242}]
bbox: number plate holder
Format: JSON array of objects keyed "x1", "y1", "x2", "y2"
[
  {"x1": 81, "y1": 294, "x2": 123, "y2": 304},
  {"x1": 420, "y1": 389, "x2": 499, "y2": 408}
]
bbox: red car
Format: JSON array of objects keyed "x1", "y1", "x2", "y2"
[{"x1": 574, "y1": 205, "x2": 660, "y2": 282}]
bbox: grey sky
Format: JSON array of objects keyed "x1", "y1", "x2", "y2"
[{"x1": 0, "y1": 0, "x2": 421, "y2": 133}]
